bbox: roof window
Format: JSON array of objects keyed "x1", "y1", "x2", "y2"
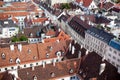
[{"x1": 1, "y1": 53, "x2": 6, "y2": 60}]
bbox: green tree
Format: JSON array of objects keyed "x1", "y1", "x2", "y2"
[
  {"x1": 19, "y1": 35, "x2": 28, "y2": 41},
  {"x1": 60, "y1": 3, "x2": 71, "y2": 9},
  {"x1": 11, "y1": 36, "x2": 19, "y2": 42}
]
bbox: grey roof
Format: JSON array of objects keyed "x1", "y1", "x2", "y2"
[
  {"x1": 86, "y1": 27, "x2": 115, "y2": 44},
  {"x1": 0, "y1": 19, "x2": 17, "y2": 28}
]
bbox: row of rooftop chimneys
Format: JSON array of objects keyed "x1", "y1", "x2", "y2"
[{"x1": 10, "y1": 44, "x2": 22, "y2": 52}]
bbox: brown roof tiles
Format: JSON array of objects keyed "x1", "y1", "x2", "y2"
[{"x1": 18, "y1": 59, "x2": 80, "y2": 80}]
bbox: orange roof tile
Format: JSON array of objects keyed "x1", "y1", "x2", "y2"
[
  {"x1": 0, "y1": 31, "x2": 71, "y2": 67},
  {"x1": 0, "y1": 12, "x2": 29, "y2": 17},
  {"x1": 32, "y1": 18, "x2": 48, "y2": 23},
  {"x1": 44, "y1": 31, "x2": 70, "y2": 43},
  {"x1": 114, "y1": 3, "x2": 120, "y2": 9},
  {"x1": 0, "y1": 44, "x2": 39, "y2": 67},
  {"x1": 46, "y1": 30, "x2": 56, "y2": 36},
  {"x1": 0, "y1": 1, "x2": 4, "y2": 6}
]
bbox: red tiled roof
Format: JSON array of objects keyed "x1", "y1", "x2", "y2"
[
  {"x1": 76, "y1": 0, "x2": 93, "y2": 7},
  {"x1": 37, "y1": 39, "x2": 70, "y2": 59},
  {"x1": 32, "y1": 18, "x2": 48, "y2": 23},
  {"x1": 0, "y1": 31, "x2": 71, "y2": 67},
  {"x1": 0, "y1": 1, "x2": 4, "y2": 6},
  {"x1": 46, "y1": 30, "x2": 56, "y2": 36},
  {"x1": 114, "y1": 3, "x2": 120, "y2": 9},
  {"x1": 18, "y1": 59, "x2": 80, "y2": 80},
  {"x1": 99, "y1": 2, "x2": 114, "y2": 10},
  {"x1": 0, "y1": 14, "x2": 9, "y2": 20},
  {"x1": 0, "y1": 1, "x2": 42, "y2": 17},
  {"x1": 44, "y1": 31, "x2": 70, "y2": 43},
  {"x1": 0, "y1": 44, "x2": 39, "y2": 67},
  {"x1": 0, "y1": 12, "x2": 29, "y2": 17}
]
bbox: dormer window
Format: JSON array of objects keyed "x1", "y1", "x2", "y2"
[
  {"x1": 56, "y1": 51, "x2": 61, "y2": 57},
  {"x1": 1, "y1": 53, "x2": 6, "y2": 59},
  {"x1": 47, "y1": 46, "x2": 53, "y2": 51},
  {"x1": 50, "y1": 72, "x2": 55, "y2": 77},
  {"x1": 9, "y1": 58, "x2": 13, "y2": 63},
  {"x1": 46, "y1": 53, "x2": 49, "y2": 58},
  {"x1": 16, "y1": 57, "x2": 21, "y2": 64},
  {"x1": 33, "y1": 56, "x2": 37, "y2": 60},
  {"x1": 69, "y1": 69, "x2": 73, "y2": 74},
  {"x1": 30, "y1": 33, "x2": 33, "y2": 37},
  {"x1": 33, "y1": 75, "x2": 37, "y2": 80},
  {"x1": 28, "y1": 49, "x2": 31, "y2": 54}
]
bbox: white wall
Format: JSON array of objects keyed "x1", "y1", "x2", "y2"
[
  {"x1": 105, "y1": 46, "x2": 120, "y2": 69},
  {"x1": 0, "y1": 57, "x2": 63, "y2": 73},
  {"x1": 15, "y1": 16, "x2": 26, "y2": 30},
  {"x1": 0, "y1": 27, "x2": 19, "y2": 38},
  {"x1": 56, "y1": 75, "x2": 80, "y2": 80}
]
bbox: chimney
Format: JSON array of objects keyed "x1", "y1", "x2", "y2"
[
  {"x1": 99, "y1": 63, "x2": 106, "y2": 75},
  {"x1": 10, "y1": 44, "x2": 14, "y2": 51},
  {"x1": 53, "y1": 59, "x2": 55, "y2": 66},
  {"x1": 102, "y1": 55, "x2": 105, "y2": 62},
  {"x1": 42, "y1": 61, "x2": 45, "y2": 68},
  {"x1": 32, "y1": 66, "x2": 35, "y2": 71},
  {"x1": 72, "y1": 46, "x2": 75, "y2": 54},
  {"x1": 85, "y1": 50, "x2": 89, "y2": 55},
  {"x1": 100, "y1": 0, "x2": 104, "y2": 9},
  {"x1": 18, "y1": 44, "x2": 22, "y2": 52},
  {"x1": 69, "y1": 42, "x2": 72, "y2": 51},
  {"x1": 78, "y1": 51, "x2": 81, "y2": 58}
]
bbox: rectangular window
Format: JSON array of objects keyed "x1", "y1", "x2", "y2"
[
  {"x1": 113, "y1": 56, "x2": 116, "y2": 59},
  {"x1": 108, "y1": 53, "x2": 111, "y2": 57},
  {"x1": 114, "y1": 51, "x2": 117, "y2": 54},
  {"x1": 118, "y1": 59, "x2": 120, "y2": 62}
]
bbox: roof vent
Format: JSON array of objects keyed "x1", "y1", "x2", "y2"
[
  {"x1": 16, "y1": 57, "x2": 21, "y2": 64},
  {"x1": 50, "y1": 72, "x2": 55, "y2": 77},
  {"x1": 10, "y1": 44, "x2": 14, "y2": 51},
  {"x1": 33, "y1": 75, "x2": 37, "y2": 80},
  {"x1": 1, "y1": 53, "x2": 6, "y2": 59},
  {"x1": 69, "y1": 69, "x2": 74, "y2": 73},
  {"x1": 18, "y1": 44, "x2": 22, "y2": 52},
  {"x1": 9, "y1": 58, "x2": 13, "y2": 63},
  {"x1": 56, "y1": 51, "x2": 61, "y2": 57}
]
